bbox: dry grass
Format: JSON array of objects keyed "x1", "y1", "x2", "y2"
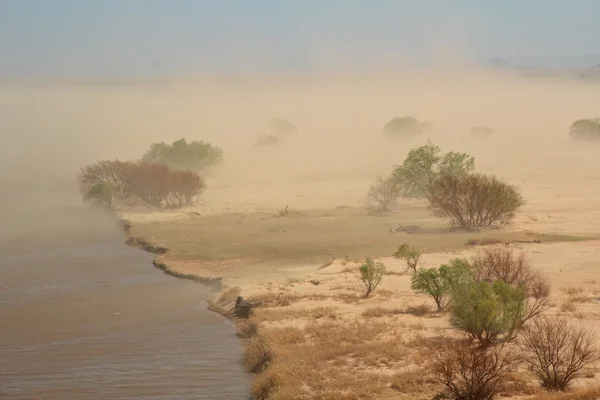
[
  {"x1": 390, "y1": 368, "x2": 441, "y2": 395},
  {"x1": 253, "y1": 306, "x2": 338, "y2": 323},
  {"x1": 249, "y1": 291, "x2": 330, "y2": 308},
  {"x1": 528, "y1": 387, "x2": 600, "y2": 400},
  {"x1": 362, "y1": 304, "x2": 431, "y2": 319},
  {"x1": 130, "y1": 207, "x2": 576, "y2": 269}
]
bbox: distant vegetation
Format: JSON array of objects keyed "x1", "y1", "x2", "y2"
[
  {"x1": 141, "y1": 138, "x2": 223, "y2": 172},
  {"x1": 382, "y1": 116, "x2": 430, "y2": 137},
  {"x1": 254, "y1": 134, "x2": 281, "y2": 147},
  {"x1": 368, "y1": 140, "x2": 524, "y2": 228},
  {"x1": 470, "y1": 126, "x2": 495, "y2": 137},
  {"x1": 267, "y1": 118, "x2": 297, "y2": 136},
  {"x1": 78, "y1": 160, "x2": 205, "y2": 209},
  {"x1": 392, "y1": 140, "x2": 475, "y2": 199},
  {"x1": 569, "y1": 118, "x2": 600, "y2": 140}
]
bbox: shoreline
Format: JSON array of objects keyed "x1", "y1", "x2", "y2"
[{"x1": 116, "y1": 211, "x2": 600, "y2": 400}]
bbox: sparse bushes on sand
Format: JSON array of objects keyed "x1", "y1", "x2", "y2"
[
  {"x1": 366, "y1": 174, "x2": 402, "y2": 213},
  {"x1": 357, "y1": 258, "x2": 386, "y2": 297},
  {"x1": 141, "y1": 138, "x2": 223, "y2": 172},
  {"x1": 430, "y1": 339, "x2": 517, "y2": 400},
  {"x1": 78, "y1": 160, "x2": 205, "y2": 208},
  {"x1": 410, "y1": 259, "x2": 471, "y2": 311},
  {"x1": 428, "y1": 173, "x2": 525, "y2": 229},
  {"x1": 569, "y1": 118, "x2": 600, "y2": 141},
  {"x1": 393, "y1": 243, "x2": 422, "y2": 272},
  {"x1": 391, "y1": 140, "x2": 475, "y2": 199},
  {"x1": 382, "y1": 115, "x2": 429, "y2": 137},
  {"x1": 518, "y1": 317, "x2": 599, "y2": 391},
  {"x1": 449, "y1": 248, "x2": 550, "y2": 347}
]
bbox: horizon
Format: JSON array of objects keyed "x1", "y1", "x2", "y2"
[{"x1": 2, "y1": 1, "x2": 600, "y2": 79}]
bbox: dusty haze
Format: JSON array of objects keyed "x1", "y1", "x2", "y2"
[{"x1": 2, "y1": 68, "x2": 600, "y2": 225}]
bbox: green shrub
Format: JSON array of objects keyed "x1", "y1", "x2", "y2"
[
  {"x1": 393, "y1": 243, "x2": 422, "y2": 272},
  {"x1": 142, "y1": 138, "x2": 223, "y2": 172},
  {"x1": 410, "y1": 259, "x2": 471, "y2": 311},
  {"x1": 357, "y1": 258, "x2": 386, "y2": 297},
  {"x1": 82, "y1": 182, "x2": 113, "y2": 207},
  {"x1": 392, "y1": 140, "x2": 475, "y2": 199},
  {"x1": 450, "y1": 279, "x2": 529, "y2": 347}
]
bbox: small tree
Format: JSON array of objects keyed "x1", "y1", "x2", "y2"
[
  {"x1": 393, "y1": 243, "x2": 422, "y2": 272},
  {"x1": 392, "y1": 140, "x2": 475, "y2": 199},
  {"x1": 254, "y1": 134, "x2": 281, "y2": 146},
  {"x1": 382, "y1": 116, "x2": 429, "y2": 137},
  {"x1": 357, "y1": 258, "x2": 386, "y2": 297},
  {"x1": 428, "y1": 173, "x2": 524, "y2": 229},
  {"x1": 367, "y1": 174, "x2": 401, "y2": 213},
  {"x1": 570, "y1": 118, "x2": 600, "y2": 141},
  {"x1": 450, "y1": 278, "x2": 541, "y2": 347},
  {"x1": 142, "y1": 138, "x2": 223, "y2": 172},
  {"x1": 430, "y1": 339, "x2": 516, "y2": 400},
  {"x1": 82, "y1": 182, "x2": 113, "y2": 207},
  {"x1": 518, "y1": 317, "x2": 599, "y2": 391},
  {"x1": 411, "y1": 259, "x2": 471, "y2": 311}
]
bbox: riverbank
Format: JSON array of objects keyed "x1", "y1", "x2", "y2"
[{"x1": 119, "y1": 199, "x2": 600, "y2": 400}]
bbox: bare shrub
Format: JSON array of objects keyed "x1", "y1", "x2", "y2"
[
  {"x1": 428, "y1": 173, "x2": 525, "y2": 229},
  {"x1": 77, "y1": 160, "x2": 205, "y2": 209},
  {"x1": 357, "y1": 258, "x2": 386, "y2": 297},
  {"x1": 518, "y1": 317, "x2": 599, "y2": 391},
  {"x1": 367, "y1": 174, "x2": 401, "y2": 213},
  {"x1": 430, "y1": 339, "x2": 517, "y2": 400},
  {"x1": 164, "y1": 169, "x2": 205, "y2": 208},
  {"x1": 471, "y1": 246, "x2": 551, "y2": 300},
  {"x1": 77, "y1": 159, "x2": 134, "y2": 199}
]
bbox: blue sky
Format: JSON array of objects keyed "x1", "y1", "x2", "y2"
[{"x1": 1, "y1": 1, "x2": 600, "y2": 77}]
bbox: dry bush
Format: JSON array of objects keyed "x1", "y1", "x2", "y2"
[
  {"x1": 429, "y1": 339, "x2": 517, "y2": 400},
  {"x1": 243, "y1": 336, "x2": 273, "y2": 373},
  {"x1": 518, "y1": 317, "x2": 599, "y2": 391},
  {"x1": 428, "y1": 173, "x2": 525, "y2": 229},
  {"x1": 77, "y1": 160, "x2": 205, "y2": 208},
  {"x1": 367, "y1": 174, "x2": 402, "y2": 213},
  {"x1": 528, "y1": 387, "x2": 600, "y2": 400},
  {"x1": 249, "y1": 292, "x2": 330, "y2": 308},
  {"x1": 237, "y1": 318, "x2": 259, "y2": 338},
  {"x1": 390, "y1": 368, "x2": 441, "y2": 394},
  {"x1": 361, "y1": 306, "x2": 404, "y2": 318},
  {"x1": 407, "y1": 303, "x2": 431, "y2": 317},
  {"x1": 471, "y1": 246, "x2": 551, "y2": 298}
]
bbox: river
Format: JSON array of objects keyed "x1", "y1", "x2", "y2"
[{"x1": 0, "y1": 185, "x2": 249, "y2": 399}]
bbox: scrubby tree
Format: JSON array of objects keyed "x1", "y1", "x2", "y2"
[
  {"x1": 383, "y1": 116, "x2": 430, "y2": 137},
  {"x1": 392, "y1": 140, "x2": 475, "y2": 199},
  {"x1": 393, "y1": 243, "x2": 422, "y2": 272},
  {"x1": 518, "y1": 317, "x2": 599, "y2": 391},
  {"x1": 367, "y1": 174, "x2": 402, "y2": 213},
  {"x1": 569, "y1": 118, "x2": 600, "y2": 140},
  {"x1": 428, "y1": 173, "x2": 524, "y2": 229},
  {"x1": 411, "y1": 259, "x2": 471, "y2": 311},
  {"x1": 142, "y1": 138, "x2": 223, "y2": 172},
  {"x1": 77, "y1": 160, "x2": 205, "y2": 209},
  {"x1": 430, "y1": 339, "x2": 516, "y2": 400},
  {"x1": 450, "y1": 279, "x2": 528, "y2": 347},
  {"x1": 357, "y1": 258, "x2": 386, "y2": 297}
]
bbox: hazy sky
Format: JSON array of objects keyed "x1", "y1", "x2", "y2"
[{"x1": 1, "y1": 0, "x2": 599, "y2": 77}]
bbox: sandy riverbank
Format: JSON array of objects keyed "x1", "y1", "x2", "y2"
[{"x1": 118, "y1": 152, "x2": 600, "y2": 399}]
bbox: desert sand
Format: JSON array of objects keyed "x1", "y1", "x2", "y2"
[{"x1": 4, "y1": 68, "x2": 600, "y2": 399}]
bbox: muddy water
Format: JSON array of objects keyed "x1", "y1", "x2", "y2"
[{"x1": 0, "y1": 196, "x2": 249, "y2": 399}]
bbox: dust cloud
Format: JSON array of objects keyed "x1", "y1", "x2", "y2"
[{"x1": 1, "y1": 67, "x2": 600, "y2": 218}]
